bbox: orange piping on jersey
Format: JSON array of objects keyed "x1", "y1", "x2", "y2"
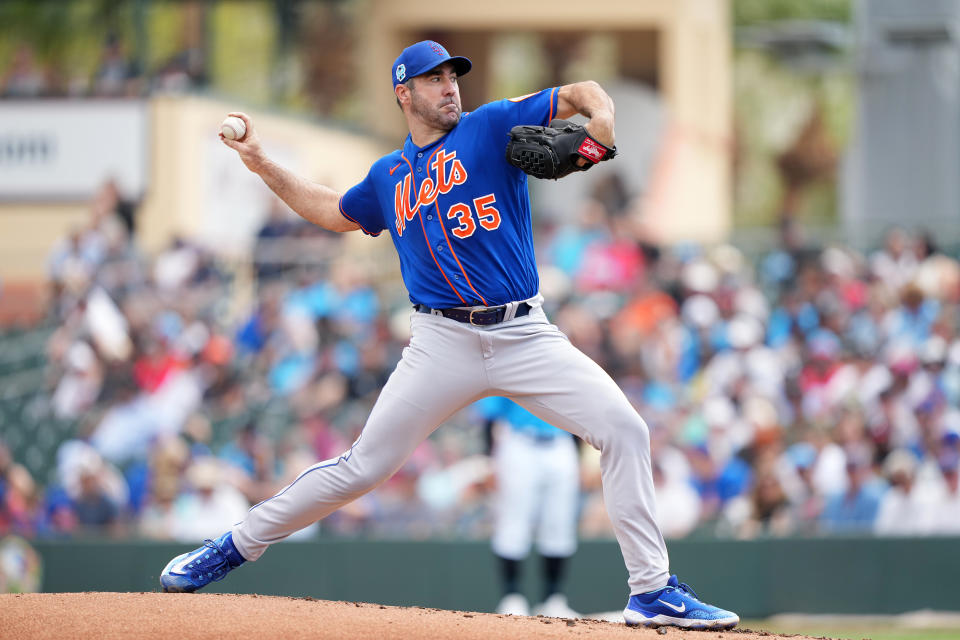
[
  {"x1": 424, "y1": 145, "x2": 489, "y2": 306},
  {"x1": 338, "y1": 195, "x2": 382, "y2": 236},
  {"x1": 401, "y1": 153, "x2": 467, "y2": 305},
  {"x1": 418, "y1": 206, "x2": 467, "y2": 305},
  {"x1": 507, "y1": 92, "x2": 537, "y2": 103},
  {"x1": 548, "y1": 87, "x2": 556, "y2": 123},
  {"x1": 388, "y1": 162, "x2": 403, "y2": 175},
  {"x1": 433, "y1": 201, "x2": 488, "y2": 306}
]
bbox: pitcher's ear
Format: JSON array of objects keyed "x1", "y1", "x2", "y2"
[{"x1": 395, "y1": 83, "x2": 409, "y2": 107}]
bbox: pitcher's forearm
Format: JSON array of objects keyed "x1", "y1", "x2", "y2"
[
  {"x1": 254, "y1": 158, "x2": 358, "y2": 233},
  {"x1": 556, "y1": 81, "x2": 615, "y2": 147}
]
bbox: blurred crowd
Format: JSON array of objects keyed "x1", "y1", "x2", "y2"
[
  {"x1": 0, "y1": 38, "x2": 204, "y2": 100},
  {"x1": 3, "y1": 176, "x2": 960, "y2": 544}
]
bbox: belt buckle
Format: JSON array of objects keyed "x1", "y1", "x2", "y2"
[{"x1": 469, "y1": 308, "x2": 482, "y2": 325}]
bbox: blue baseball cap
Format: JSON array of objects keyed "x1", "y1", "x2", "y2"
[{"x1": 392, "y1": 40, "x2": 471, "y2": 88}]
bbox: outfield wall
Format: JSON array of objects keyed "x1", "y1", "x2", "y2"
[{"x1": 31, "y1": 536, "x2": 959, "y2": 617}]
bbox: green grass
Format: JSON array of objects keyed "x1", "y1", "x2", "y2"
[{"x1": 743, "y1": 619, "x2": 960, "y2": 640}]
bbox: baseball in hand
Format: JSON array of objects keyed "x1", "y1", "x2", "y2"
[{"x1": 220, "y1": 116, "x2": 246, "y2": 141}]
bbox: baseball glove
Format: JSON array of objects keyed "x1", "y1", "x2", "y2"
[{"x1": 505, "y1": 119, "x2": 617, "y2": 180}]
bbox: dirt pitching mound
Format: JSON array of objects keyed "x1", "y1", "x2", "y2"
[{"x1": 0, "y1": 592, "x2": 832, "y2": 640}]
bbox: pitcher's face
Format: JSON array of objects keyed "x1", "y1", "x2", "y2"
[{"x1": 408, "y1": 62, "x2": 461, "y2": 131}]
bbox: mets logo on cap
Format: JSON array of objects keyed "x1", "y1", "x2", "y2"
[
  {"x1": 430, "y1": 42, "x2": 446, "y2": 56},
  {"x1": 395, "y1": 64, "x2": 406, "y2": 82}
]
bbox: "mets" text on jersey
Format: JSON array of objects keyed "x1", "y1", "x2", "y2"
[{"x1": 394, "y1": 148, "x2": 467, "y2": 235}]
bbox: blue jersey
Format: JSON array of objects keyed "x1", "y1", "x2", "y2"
[
  {"x1": 339, "y1": 88, "x2": 560, "y2": 308},
  {"x1": 475, "y1": 396, "x2": 566, "y2": 441}
]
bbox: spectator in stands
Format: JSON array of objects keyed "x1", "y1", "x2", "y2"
[
  {"x1": 153, "y1": 47, "x2": 206, "y2": 94},
  {"x1": 89, "y1": 377, "x2": 158, "y2": 466},
  {"x1": 51, "y1": 341, "x2": 102, "y2": 419},
  {"x1": 874, "y1": 448, "x2": 938, "y2": 536},
  {"x1": 152, "y1": 236, "x2": 215, "y2": 293},
  {"x1": 47, "y1": 229, "x2": 98, "y2": 304},
  {"x1": 98, "y1": 178, "x2": 139, "y2": 236},
  {"x1": 132, "y1": 335, "x2": 181, "y2": 394},
  {"x1": 170, "y1": 457, "x2": 249, "y2": 542},
  {"x1": 797, "y1": 330, "x2": 844, "y2": 422},
  {"x1": 0, "y1": 442, "x2": 40, "y2": 537},
  {"x1": 132, "y1": 436, "x2": 190, "y2": 538},
  {"x1": 575, "y1": 213, "x2": 645, "y2": 293},
  {"x1": 820, "y1": 444, "x2": 885, "y2": 534},
  {"x1": 267, "y1": 307, "x2": 318, "y2": 396},
  {"x1": 92, "y1": 35, "x2": 140, "y2": 97},
  {"x1": 218, "y1": 422, "x2": 277, "y2": 505},
  {"x1": 545, "y1": 199, "x2": 610, "y2": 278},
  {"x1": 41, "y1": 488, "x2": 79, "y2": 538},
  {"x1": 930, "y1": 448, "x2": 960, "y2": 534},
  {"x1": 1, "y1": 43, "x2": 49, "y2": 98},
  {"x1": 236, "y1": 291, "x2": 283, "y2": 364},
  {"x1": 870, "y1": 227, "x2": 920, "y2": 294},
  {"x1": 254, "y1": 199, "x2": 301, "y2": 285},
  {"x1": 883, "y1": 283, "x2": 939, "y2": 349},
  {"x1": 138, "y1": 474, "x2": 180, "y2": 540},
  {"x1": 69, "y1": 454, "x2": 123, "y2": 535},
  {"x1": 652, "y1": 460, "x2": 702, "y2": 538},
  {"x1": 93, "y1": 218, "x2": 146, "y2": 300},
  {"x1": 780, "y1": 442, "x2": 824, "y2": 535}
]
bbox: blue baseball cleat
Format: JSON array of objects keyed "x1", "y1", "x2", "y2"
[
  {"x1": 160, "y1": 531, "x2": 247, "y2": 593},
  {"x1": 623, "y1": 575, "x2": 739, "y2": 629}
]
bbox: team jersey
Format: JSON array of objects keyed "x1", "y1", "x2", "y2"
[
  {"x1": 339, "y1": 87, "x2": 560, "y2": 308},
  {"x1": 475, "y1": 395, "x2": 566, "y2": 441}
]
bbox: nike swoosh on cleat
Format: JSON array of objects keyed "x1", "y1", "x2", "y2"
[
  {"x1": 657, "y1": 599, "x2": 686, "y2": 613},
  {"x1": 167, "y1": 553, "x2": 195, "y2": 576}
]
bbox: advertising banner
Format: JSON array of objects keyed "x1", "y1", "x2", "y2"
[{"x1": 0, "y1": 100, "x2": 148, "y2": 201}]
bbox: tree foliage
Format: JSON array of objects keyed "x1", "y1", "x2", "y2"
[
  {"x1": 0, "y1": 0, "x2": 129, "y2": 54},
  {"x1": 734, "y1": 0, "x2": 852, "y2": 26},
  {"x1": 0, "y1": 0, "x2": 133, "y2": 76}
]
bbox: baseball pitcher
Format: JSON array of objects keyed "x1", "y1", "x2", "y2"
[{"x1": 159, "y1": 40, "x2": 738, "y2": 630}]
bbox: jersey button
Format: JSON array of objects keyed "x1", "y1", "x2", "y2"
[
  {"x1": 417, "y1": 152, "x2": 423, "y2": 158},
  {"x1": 427, "y1": 214, "x2": 433, "y2": 220},
  {"x1": 437, "y1": 245, "x2": 444, "y2": 252},
  {"x1": 417, "y1": 167, "x2": 422, "y2": 172}
]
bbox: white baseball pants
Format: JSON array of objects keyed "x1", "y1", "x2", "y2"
[
  {"x1": 231, "y1": 298, "x2": 670, "y2": 594},
  {"x1": 491, "y1": 427, "x2": 579, "y2": 560}
]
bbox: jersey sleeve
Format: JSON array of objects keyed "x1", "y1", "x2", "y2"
[
  {"x1": 479, "y1": 87, "x2": 560, "y2": 138},
  {"x1": 338, "y1": 169, "x2": 384, "y2": 237}
]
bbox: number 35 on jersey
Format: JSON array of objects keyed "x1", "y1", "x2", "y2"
[{"x1": 394, "y1": 148, "x2": 501, "y2": 238}]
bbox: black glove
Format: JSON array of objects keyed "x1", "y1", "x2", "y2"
[{"x1": 505, "y1": 119, "x2": 617, "y2": 180}]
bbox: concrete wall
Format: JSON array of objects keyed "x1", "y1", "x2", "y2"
[
  {"x1": 844, "y1": 0, "x2": 960, "y2": 248},
  {"x1": 0, "y1": 97, "x2": 388, "y2": 282}
]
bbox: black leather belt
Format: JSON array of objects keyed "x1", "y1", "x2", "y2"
[{"x1": 414, "y1": 302, "x2": 532, "y2": 326}]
